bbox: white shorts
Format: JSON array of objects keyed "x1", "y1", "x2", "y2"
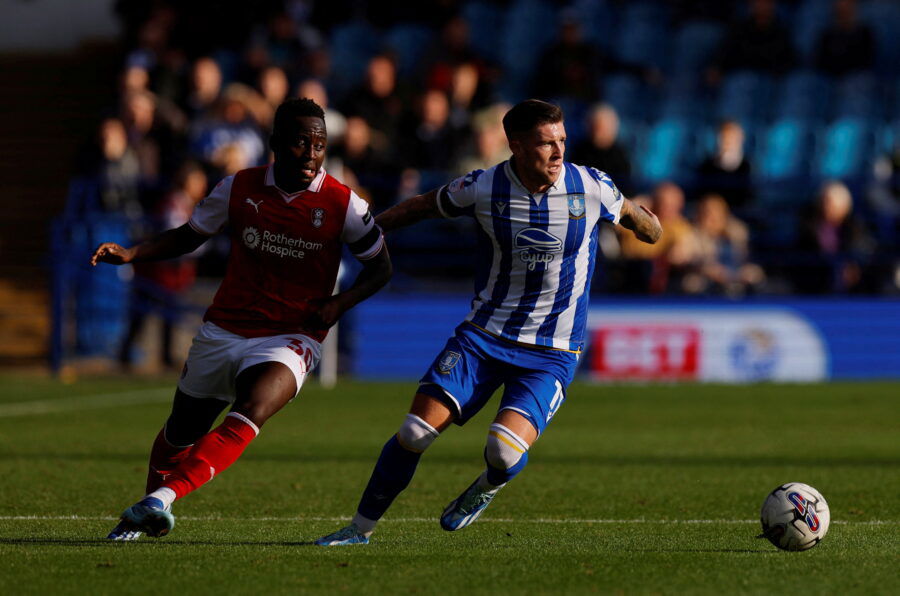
[{"x1": 177, "y1": 321, "x2": 322, "y2": 403}]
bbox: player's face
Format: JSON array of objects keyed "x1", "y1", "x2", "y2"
[
  {"x1": 276, "y1": 116, "x2": 327, "y2": 185},
  {"x1": 510, "y1": 121, "x2": 566, "y2": 190}
]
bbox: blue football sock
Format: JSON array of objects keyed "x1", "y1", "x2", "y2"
[
  {"x1": 356, "y1": 435, "x2": 422, "y2": 521},
  {"x1": 485, "y1": 450, "x2": 529, "y2": 486}
]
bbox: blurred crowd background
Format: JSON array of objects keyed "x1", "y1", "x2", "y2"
[{"x1": 43, "y1": 0, "x2": 900, "y2": 367}]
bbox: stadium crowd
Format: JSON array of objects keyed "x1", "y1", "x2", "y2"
[{"x1": 72, "y1": 0, "x2": 900, "y2": 307}]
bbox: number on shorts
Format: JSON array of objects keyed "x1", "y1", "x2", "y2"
[{"x1": 286, "y1": 339, "x2": 314, "y2": 371}]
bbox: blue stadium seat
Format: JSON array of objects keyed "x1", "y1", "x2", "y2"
[
  {"x1": 792, "y1": 0, "x2": 832, "y2": 66},
  {"x1": 601, "y1": 73, "x2": 652, "y2": 123},
  {"x1": 613, "y1": 3, "x2": 670, "y2": 71},
  {"x1": 831, "y1": 72, "x2": 880, "y2": 120},
  {"x1": 567, "y1": 0, "x2": 615, "y2": 52},
  {"x1": 657, "y1": 73, "x2": 708, "y2": 121},
  {"x1": 637, "y1": 117, "x2": 693, "y2": 182},
  {"x1": 859, "y1": 0, "x2": 900, "y2": 76},
  {"x1": 383, "y1": 24, "x2": 432, "y2": 80},
  {"x1": 670, "y1": 20, "x2": 726, "y2": 76},
  {"x1": 497, "y1": 0, "x2": 558, "y2": 101},
  {"x1": 716, "y1": 71, "x2": 774, "y2": 124},
  {"x1": 756, "y1": 118, "x2": 815, "y2": 179},
  {"x1": 327, "y1": 21, "x2": 381, "y2": 100},
  {"x1": 775, "y1": 70, "x2": 832, "y2": 122},
  {"x1": 816, "y1": 118, "x2": 874, "y2": 179},
  {"x1": 462, "y1": 1, "x2": 503, "y2": 63}
]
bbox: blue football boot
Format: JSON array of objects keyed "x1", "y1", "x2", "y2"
[
  {"x1": 315, "y1": 523, "x2": 370, "y2": 546},
  {"x1": 119, "y1": 497, "x2": 175, "y2": 538},
  {"x1": 440, "y1": 477, "x2": 503, "y2": 531}
]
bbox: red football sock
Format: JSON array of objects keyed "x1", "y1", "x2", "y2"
[
  {"x1": 146, "y1": 426, "x2": 193, "y2": 493},
  {"x1": 162, "y1": 413, "x2": 259, "y2": 500}
]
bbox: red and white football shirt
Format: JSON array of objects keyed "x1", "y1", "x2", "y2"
[{"x1": 188, "y1": 165, "x2": 383, "y2": 342}]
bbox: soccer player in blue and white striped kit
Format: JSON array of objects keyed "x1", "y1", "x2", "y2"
[{"x1": 318, "y1": 99, "x2": 661, "y2": 545}]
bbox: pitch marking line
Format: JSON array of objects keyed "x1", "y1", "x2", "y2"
[
  {"x1": 0, "y1": 388, "x2": 172, "y2": 418},
  {"x1": 0, "y1": 516, "x2": 895, "y2": 525}
]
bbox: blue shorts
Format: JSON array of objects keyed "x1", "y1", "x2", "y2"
[{"x1": 418, "y1": 323, "x2": 579, "y2": 435}]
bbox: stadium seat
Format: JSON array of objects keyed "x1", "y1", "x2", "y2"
[
  {"x1": 670, "y1": 20, "x2": 726, "y2": 76},
  {"x1": 831, "y1": 72, "x2": 880, "y2": 120},
  {"x1": 792, "y1": 0, "x2": 832, "y2": 66},
  {"x1": 613, "y1": 2, "x2": 670, "y2": 71},
  {"x1": 497, "y1": 0, "x2": 558, "y2": 101},
  {"x1": 859, "y1": 0, "x2": 900, "y2": 76},
  {"x1": 775, "y1": 70, "x2": 832, "y2": 122},
  {"x1": 461, "y1": 1, "x2": 503, "y2": 63},
  {"x1": 816, "y1": 118, "x2": 874, "y2": 179},
  {"x1": 601, "y1": 73, "x2": 652, "y2": 123},
  {"x1": 567, "y1": 0, "x2": 615, "y2": 52},
  {"x1": 756, "y1": 118, "x2": 815, "y2": 180},
  {"x1": 327, "y1": 20, "x2": 381, "y2": 100},
  {"x1": 716, "y1": 71, "x2": 774, "y2": 124},
  {"x1": 383, "y1": 24, "x2": 432, "y2": 80},
  {"x1": 658, "y1": 73, "x2": 709, "y2": 121},
  {"x1": 637, "y1": 117, "x2": 692, "y2": 182}
]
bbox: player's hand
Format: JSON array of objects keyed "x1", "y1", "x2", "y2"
[
  {"x1": 90, "y1": 243, "x2": 135, "y2": 266},
  {"x1": 306, "y1": 295, "x2": 350, "y2": 330}
]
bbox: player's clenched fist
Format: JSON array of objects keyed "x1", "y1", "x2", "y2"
[{"x1": 90, "y1": 242, "x2": 135, "y2": 266}]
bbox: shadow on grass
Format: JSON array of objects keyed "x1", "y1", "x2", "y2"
[
  {"x1": 1, "y1": 452, "x2": 897, "y2": 468},
  {"x1": 0, "y1": 537, "x2": 319, "y2": 547}
]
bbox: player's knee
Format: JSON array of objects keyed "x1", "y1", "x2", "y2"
[
  {"x1": 396, "y1": 414, "x2": 440, "y2": 453},
  {"x1": 484, "y1": 423, "x2": 529, "y2": 471}
]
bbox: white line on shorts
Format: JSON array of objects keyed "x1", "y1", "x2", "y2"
[
  {"x1": 0, "y1": 388, "x2": 172, "y2": 418},
  {"x1": 0, "y1": 515, "x2": 895, "y2": 525}
]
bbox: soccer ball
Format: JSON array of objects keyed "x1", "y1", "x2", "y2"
[{"x1": 759, "y1": 482, "x2": 830, "y2": 551}]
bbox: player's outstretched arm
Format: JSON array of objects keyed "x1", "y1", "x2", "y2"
[
  {"x1": 89, "y1": 224, "x2": 210, "y2": 266},
  {"x1": 308, "y1": 244, "x2": 392, "y2": 329},
  {"x1": 375, "y1": 189, "x2": 442, "y2": 233},
  {"x1": 618, "y1": 199, "x2": 662, "y2": 244}
]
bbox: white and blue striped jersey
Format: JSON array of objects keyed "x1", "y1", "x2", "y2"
[{"x1": 438, "y1": 160, "x2": 624, "y2": 352}]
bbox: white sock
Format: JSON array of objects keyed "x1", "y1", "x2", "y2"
[
  {"x1": 351, "y1": 512, "x2": 377, "y2": 537},
  {"x1": 476, "y1": 470, "x2": 505, "y2": 491},
  {"x1": 147, "y1": 487, "x2": 176, "y2": 509}
]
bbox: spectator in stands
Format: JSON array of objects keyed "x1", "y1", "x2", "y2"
[
  {"x1": 188, "y1": 84, "x2": 267, "y2": 173},
  {"x1": 121, "y1": 90, "x2": 168, "y2": 188},
  {"x1": 814, "y1": 0, "x2": 876, "y2": 77},
  {"x1": 683, "y1": 193, "x2": 765, "y2": 296},
  {"x1": 708, "y1": 0, "x2": 795, "y2": 83},
  {"x1": 342, "y1": 54, "x2": 405, "y2": 150},
  {"x1": 183, "y1": 57, "x2": 223, "y2": 121},
  {"x1": 457, "y1": 103, "x2": 512, "y2": 174},
  {"x1": 399, "y1": 89, "x2": 466, "y2": 172},
  {"x1": 422, "y1": 16, "x2": 494, "y2": 105},
  {"x1": 296, "y1": 78, "x2": 346, "y2": 144},
  {"x1": 797, "y1": 181, "x2": 874, "y2": 293},
  {"x1": 118, "y1": 161, "x2": 208, "y2": 370},
  {"x1": 570, "y1": 104, "x2": 632, "y2": 194},
  {"x1": 331, "y1": 116, "x2": 395, "y2": 211},
  {"x1": 93, "y1": 117, "x2": 143, "y2": 219},
  {"x1": 533, "y1": 13, "x2": 600, "y2": 102},
  {"x1": 696, "y1": 119, "x2": 753, "y2": 211},
  {"x1": 257, "y1": 66, "x2": 290, "y2": 116},
  {"x1": 616, "y1": 183, "x2": 695, "y2": 294}
]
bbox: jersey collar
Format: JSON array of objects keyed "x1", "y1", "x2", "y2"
[
  {"x1": 265, "y1": 164, "x2": 326, "y2": 201},
  {"x1": 504, "y1": 159, "x2": 563, "y2": 196}
]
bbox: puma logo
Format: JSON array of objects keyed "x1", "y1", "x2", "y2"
[{"x1": 246, "y1": 198, "x2": 263, "y2": 212}]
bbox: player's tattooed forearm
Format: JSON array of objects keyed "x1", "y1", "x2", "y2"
[
  {"x1": 620, "y1": 200, "x2": 662, "y2": 244},
  {"x1": 376, "y1": 191, "x2": 441, "y2": 232}
]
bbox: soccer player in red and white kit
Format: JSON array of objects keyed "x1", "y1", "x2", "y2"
[{"x1": 91, "y1": 98, "x2": 392, "y2": 540}]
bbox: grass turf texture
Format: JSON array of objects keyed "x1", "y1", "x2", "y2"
[{"x1": 0, "y1": 374, "x2": 897, "y2": 594}]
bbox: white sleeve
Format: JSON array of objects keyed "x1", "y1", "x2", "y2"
[
  {"x1": 437, "y1": 169, "x2": 483, "y2": 217},
  {"x1": 341, "y1": 190, "x2": 384, "y2": 259},
  {"x1": 587, "y1": 168, "x2": 624, "y2": 225},
  {"x1": 188, "y1": 176, "x2": 233, "y2": 235}
]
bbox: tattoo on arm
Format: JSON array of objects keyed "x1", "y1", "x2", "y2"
[
  {"x1": 619, "y1": 199, "x2": 663, "y2": 244},
  {"x1": 375, "y1": 189, "x2": 442, "y2": 233}
]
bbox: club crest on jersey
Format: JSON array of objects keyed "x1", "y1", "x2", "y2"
[
  {"x1": 515, "y1": 227, "x2": 562, "y2": 271},
  {"x1": 437, "y1": 350, "x2": 461, "y2": 373},
  {"x1": 242, "y1": 226, "x2": 260, "y2": 249},
  {"x1": 567, "y1": 194, "x2": 585, "y2": 219},
  {"x1": 311, "y1": 207, "x2": 326, "y2": 228}
]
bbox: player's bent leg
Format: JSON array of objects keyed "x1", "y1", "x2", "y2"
[
  {"x1": 440, "y1": 410, "x2": 537, "y2": 532},
  {"x1": 316, "y1": 392, "x2": 453, "y2": 546}
]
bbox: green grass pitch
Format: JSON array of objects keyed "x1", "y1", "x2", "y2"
[{"x1": 0, "y1": 374, "x2": 897, "y2": 594}]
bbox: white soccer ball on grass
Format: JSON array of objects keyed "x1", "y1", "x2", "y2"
[{"x1": 759, "y1": 482, "x2": 830, "y2": 551}]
